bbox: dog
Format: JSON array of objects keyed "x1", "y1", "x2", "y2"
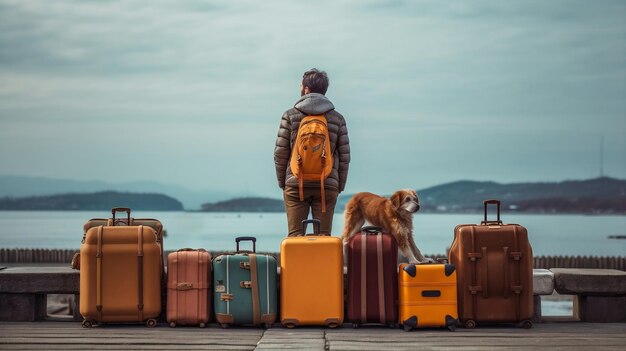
[{"x1": 341, "y1": 189, "x2": 432, "y2": 264}]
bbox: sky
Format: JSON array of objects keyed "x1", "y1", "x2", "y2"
[{"x1": 0, "y1": 0, "x2": 624, "y2": 199}]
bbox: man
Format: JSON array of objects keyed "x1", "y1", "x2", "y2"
[{"x1": 274, "y1": 68, "x2": 350, "y2": 236}]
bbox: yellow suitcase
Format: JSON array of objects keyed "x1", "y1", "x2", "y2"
[
  {"x1": 280, "y1": 219, "x2": 343, "y2": 328},
  {"x1": 398, "y1": 263, "x2": 458, "y2": 331}
]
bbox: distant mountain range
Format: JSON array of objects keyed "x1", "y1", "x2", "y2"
[
  {"x1": 414, "y1": 177, "x2": 625, "y2": 214},
  {"x1": 0, "y1": 175, "x2": 236, "y2": 210},
  {"x1": 1, "y1": 175, "x2": 624, "y2": 214},
  {"x1": 200, "y1": 177, "x2": 626, "y2": 214},
  {"x1": 0, "y1": 191, "x2": 183, "y2": 211}
]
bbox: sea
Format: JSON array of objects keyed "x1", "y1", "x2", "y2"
[
  {"x1": 0, "y1": 211, "x2": 624, "y2": 255},
  {"x1": 1, "y1": 211, "x2": 624, "y2": 317}
]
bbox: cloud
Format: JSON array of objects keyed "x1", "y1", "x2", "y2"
[{"x1": 0, "y1": 0, "x2": 624, "y2": 193}]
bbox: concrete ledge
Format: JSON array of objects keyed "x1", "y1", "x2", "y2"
[
  {"x1": 0, "y1": 267, "x2": 79, "y2": 322},
  {"x1": 574, "y1": 295, "x2": 626, "y2": 323},
  {"x1": 551, "y1": 268, "x2": 626, "y2": 295},
  {"x1": 533, "y1": 269, "x2": 554, "y2": 295},
  {"x1": 0, "y1": 267, "x2": 79, "y2": 294}
]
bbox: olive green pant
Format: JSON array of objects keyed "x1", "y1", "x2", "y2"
[{"x1": 283, "y1": 187, "x2": 339, "y2": 236}]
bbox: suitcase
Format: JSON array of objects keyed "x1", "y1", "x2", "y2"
[
  {"x1": 213, "y1": 237, "x2": 277, "y2": 328},
  {"x1": 167, "y1": 249, "x2": 212, "y2": 327},
  {"x1": 449, "y1": 199, "x2": 534, "y2": 329},
  {"x1": 83, "y1": 208, "x2": 165, "y2": 265},
  {"x1": 79, "y1": 225, "x2": 162, "y2": 327},
  {"x1": 280, "y1": 219, "x2": 343, "y2": 328},
  {"x1": 346, "y1": 226, "x2": 398, "y2": 327},
  {"x1": 80, "y1": 208, "x2": 167, "y2": 320},
  {"x1": 398, "y1": 262, "x2": 458, "y2": 331}
]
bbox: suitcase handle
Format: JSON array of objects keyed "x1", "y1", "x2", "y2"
[
  {"x1": 111, "y1": 207, "x2": 131, "y2": 226},
  {"x1": 361, "y1": 226, "x2": 383, "y2": 234},
  {"x1": 302, "y1": 219, "x2": 321, "y2": 236},
  {"x1": 481, "y1": 199, "x2": 502, "y2": 225},
  {"x1": 236, "y1": 236, "x2": 256, "y2": 253}
]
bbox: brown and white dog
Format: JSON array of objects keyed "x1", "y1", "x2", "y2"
[{"x1": 341, "y1": 189, "x2": 432, "y2": 263}]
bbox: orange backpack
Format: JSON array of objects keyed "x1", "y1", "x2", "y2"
[{"x1": 289, "y1": 115, "x2": 333, "y2": 212}]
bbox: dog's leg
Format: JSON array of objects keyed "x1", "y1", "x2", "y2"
[
  {"x1": 343, "y1": 219, "x2": 364, "y2": 267},
  {"x1": 408, "y1": 237, "x2": 433, "y2": 264},
  {"x1": 400, "y1": 246, "x2": 420, "y2": 264}
]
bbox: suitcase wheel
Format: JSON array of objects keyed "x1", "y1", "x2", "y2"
[
  {"x1": 169, "y1": 322, "x2": 176, "y2": 328},
  {"x1": 464, "y1": 320, "x2": 476, "y2": 329},
  {"x1": 447, "y1": 324, "x2": 456, "y2": 332},
  {"x1": 220, "y1": 323, "x2": 230, "y2": 329},
  {"x1": 388, "y1": 323, "x2": 397, "y2": 329},
  {"x1": 146, "y1": 319, "x2": 157, "y2": 328},
  {"x1": 199, "y1": 323, "x2": 206, "y2": 328},
  {"x1": 283, "y1": 322, "x2": 296, "y2": 329},
  {"x1": 352, "y1": 323, "x2": 359, "y2": 329},
  {"x1": 403, "y1": 324, "x2": 413, "y2": 332},
  {"x1": 264, "y1": 323, "x2": 272, "y2": 329},
  {"x1": 81, "y1": 319, "x2": 94, "y2": 328},
  {"x1": 520, "y1": 320, "x2": 533, "y2": 329},
  {"x1": 327, "y1": 322, "x2": 340, "y2": 329}
]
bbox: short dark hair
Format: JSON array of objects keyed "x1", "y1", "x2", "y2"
[{"x1": 302, "y1": 68, "x2": 329, "y2": 95}]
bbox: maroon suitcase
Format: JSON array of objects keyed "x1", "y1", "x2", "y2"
[
  {"x1": 449, "y1": 200, "x2": 534, "y2": 329},
  {"x1": 346, "y1": 226, "x2": 398, "y2": 327}
]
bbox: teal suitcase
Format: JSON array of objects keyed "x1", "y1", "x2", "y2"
[{"x1": 213, "y1": 237, "x2": 278, "y2": 328}]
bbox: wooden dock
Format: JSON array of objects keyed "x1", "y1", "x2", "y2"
[{"x1": 0, "y1": 321, "x2": 625, "y2": 350}]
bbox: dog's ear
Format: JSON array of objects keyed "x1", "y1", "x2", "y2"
[{"x1": 390, "y1": 191, "x2": 402, "y2": 210}]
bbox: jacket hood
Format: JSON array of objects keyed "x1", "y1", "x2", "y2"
[{"x1": 294, "y1": 93, "x2": 335, "y2": 115}]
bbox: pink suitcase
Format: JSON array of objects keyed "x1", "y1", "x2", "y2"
[{"x1": 167, "y1": 249, "x2": 212, "y2": 327}]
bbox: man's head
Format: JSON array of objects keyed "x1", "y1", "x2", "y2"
[{"x1": 301, "y1": 68, "x2": 329, "y2": 96}]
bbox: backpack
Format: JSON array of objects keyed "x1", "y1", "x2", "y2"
[{"x1": 289, "y1": 114, "x2": 333, "y2": 212}]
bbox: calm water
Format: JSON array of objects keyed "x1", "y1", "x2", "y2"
[{"x1": 0, "y1": 211, "x2": 624, "y2": 255}]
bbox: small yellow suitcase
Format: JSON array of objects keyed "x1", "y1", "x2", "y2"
[
  {"x1": 280, "y1": 219, "x2": 343, "y2": 328},
  {"x1": 398, "y1": 263, "x2": 458, "y2": 331}
]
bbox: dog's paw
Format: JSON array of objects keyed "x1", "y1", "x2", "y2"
[{"x1": 417, "y1": 258, "x2": 436, "y2": 264}]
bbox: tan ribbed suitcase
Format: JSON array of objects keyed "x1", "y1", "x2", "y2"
[
  {"x1": 167, "y1": 249, "x2": 212, "y2": 327},
  {"x1": 79, "y1": 225, "x2": 162, "y2": 327}
]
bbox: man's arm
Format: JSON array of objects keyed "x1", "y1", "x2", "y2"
[
  {"x1": 274, "y1": 112, "x2": 291, "y2": 189},
  {"x1": 337, "y1": 118, "x2": 350, "y2": 193}
]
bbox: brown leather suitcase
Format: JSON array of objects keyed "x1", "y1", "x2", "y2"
[
  {"x1": 346, "y1": 226, "x2": 398, "y2": 327},
  {"x1": 449, "y1": 200, "x2": 534, "y2": 329},
  {"x1": 83, "y1": 208, "x2": 165, "y2": 267},
  {"x1": 167, "y1": 249, "x2": 212, "y2": 327},
  {"x1": 79, "y1": 225, "x2": 162, "y2": 327}
]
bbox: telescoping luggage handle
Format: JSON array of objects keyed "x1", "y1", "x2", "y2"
[
  {"x1": 111, "y1": 207, "x2": 131, "y2": 226},
  {"x1": 235, "y1": 236, "x2": 256, "y2": 253},
  {"x1": 482, "y1": 199, "x2": 503, "y2": 225},
  {"x1": 302, "y1": 219, "x2": 323, "y2": 236}
]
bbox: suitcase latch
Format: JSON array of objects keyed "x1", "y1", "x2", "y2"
[
  {"x1": 468, "y1": 253, "x2": 482, "y2": 261},
  {"x1": 240, "y1": 262, "x2": 251, "y2": 270},
  {"x1": 512, "y1": 285, "x2": 523, "y2": 294},
  {"x1": 510, "y1": 252, "x2": 522, "y2": 261},
  {"x1": 177, "y1": 282, "x2": 193, "y2": 291},
  {"x1": 220, "y1": 293, "x2": 234, "y2": 301},
  {"x1": 469, "y1": 286, "x2": 482, "y2": 295},
  {"x1": 240, "y1": 281, "x2": 252, "y2": 289}
]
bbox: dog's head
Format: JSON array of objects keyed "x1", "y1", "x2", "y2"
[{"x1": 390, "y1": 189, "x2": 420, "y2": 214}]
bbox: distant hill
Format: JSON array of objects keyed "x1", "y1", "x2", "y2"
[
  {"x1": 0, "y1": 191, "x2": 184, "y2": 211},
  {"x1": 201, "y1": 197, "x2": 284, "y2": 212},
  {"x1": 201, "y1": 177, "x2": 626, "y2": 214},
  {"x1": 0, "y1": 175, "x2": 237, "y2": 209},
  {"x1": 416, "y1": 177, "x2": 625, "y2": 214}
]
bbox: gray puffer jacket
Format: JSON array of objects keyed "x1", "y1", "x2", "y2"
[{"x1": 274, "y1": 93, "x2": 350, "y2": 192}]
